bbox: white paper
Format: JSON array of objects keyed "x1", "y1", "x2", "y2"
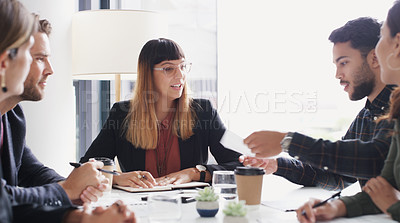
[{"x1": 220, "y1": 130, "x2": 253, "y2": 155}]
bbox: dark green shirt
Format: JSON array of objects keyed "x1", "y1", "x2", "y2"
[{"x1": 341, "y1": 119, "x2": 400, "y2": 221}]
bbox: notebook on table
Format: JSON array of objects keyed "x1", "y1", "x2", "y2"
[{"x1": 113, "y1": 181, "x2": 210, "y2": 193}]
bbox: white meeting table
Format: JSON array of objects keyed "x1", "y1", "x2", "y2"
[{"x1": 92, "y1": 174, "x2": 397, "y2": 223}]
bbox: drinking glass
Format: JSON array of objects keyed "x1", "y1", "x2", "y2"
[
  {"x1": 148, "y1": 192, "x2": 181, "y2": 222},
  {"x1": 212, "y1": 170, "x2": 237, "y2": 200}
]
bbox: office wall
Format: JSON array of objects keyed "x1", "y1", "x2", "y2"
[{"x1": 19, "y1": 0, "x2": 77, "y2": 176}]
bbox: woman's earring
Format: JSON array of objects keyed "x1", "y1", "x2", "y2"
[
  {"x1": 386, "y1": 53, "x2": 400, "y2": 71},
  {"x1": 1, "y1": 71, "x2": 7, "y2": 93}
]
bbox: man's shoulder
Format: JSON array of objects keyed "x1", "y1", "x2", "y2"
[
  {"x1": 5, "y1": 104, "x2": 25, "y2": 123},
  {"x1": 7, "y1": 103, "x2": 24, "y2": 114}
]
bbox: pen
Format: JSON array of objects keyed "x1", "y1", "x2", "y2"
[
  {"x1": 285, "y1": 209, "x2": 298, "y2": 212},
  {"x1": 141, "y1": 196, "x2": 196, "y2": 203},
  {"x1": 69, "y1": 162, "x2": 120, "y2": 175},
  {"x1": 285, "y1": 191, "x2": 341, "y2": 213},
  {"x1": 301, "y1": 191, "x2": 341, "y2": 215}
]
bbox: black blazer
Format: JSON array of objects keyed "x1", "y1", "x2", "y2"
[
  {"x1": 0, "y1": 108, "x2": 74, "y2": 223},
  {"x1": 1, "y1": 104, "x2": 70, "y2": 206},
  {"x1": 81, "y1": 99, "x2": 243, "y2": 178},
  {"x1": 0, "y1": 162, "x2": 72, "y2": 223},
  {"x1": 0, "y1": 161, "x2": 12, "y2": 223}
]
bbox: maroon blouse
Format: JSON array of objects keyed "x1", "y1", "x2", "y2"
[{"x1": 145, "y1": 112, "x2": 181, "y2": 178}]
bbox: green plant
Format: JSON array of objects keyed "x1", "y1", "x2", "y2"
[
  {"x1": 195, "y1": 187, "x2": 218, "y2": 202},
  {"x1": 223, "y1": 201, "x2": 247, "y2": 217}
]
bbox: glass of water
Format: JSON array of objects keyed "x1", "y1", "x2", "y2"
[
  {"x1": 148, "y1": 192, "x2": 181, "y2": 222},
  {"x1": 212, "y1": 170, "x2": 237, "y2": 200}
]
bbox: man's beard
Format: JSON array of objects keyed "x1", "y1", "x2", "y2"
[
  {"x1": 20, "y1": 85, "x2": 42, "y2": 101},
  {"x1": 350, "y1": 61, "x2": 376, "y2": 101}
]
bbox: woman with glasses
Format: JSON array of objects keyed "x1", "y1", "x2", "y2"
[
  {"x1": 297, "y1": 1, "x2": 400, "y2": 222},
  {"x1": 80, "y1": 38, "x2": 242, "y2": 188}
]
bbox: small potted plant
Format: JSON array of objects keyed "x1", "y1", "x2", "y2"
[
  {"x1": 223, "y1": 201, "x2": 248, "y2": 223},
  {"x1": 195, "y1": 187, "x2": 219, "y2": 217}
]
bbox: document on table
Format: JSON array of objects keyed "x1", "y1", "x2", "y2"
[
  {"x1": 113, "y1": 181, "x2": 209, "y2": 193},
  {"x1": 262, "y1": 186, "x2": 335, "y2": 212},
  {"x1": 220, "y1": 129, "x2": 252, "y2": 155}
]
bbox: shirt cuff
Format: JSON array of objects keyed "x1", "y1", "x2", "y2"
[
  {"x1": 340, "y1": 192, "x2": 379, "y2": 218},
  {"x1": 387, "y1": 201, "x2": 400, "y2": 221},
  {"x1": 273, "y1": 157, "x2": 290, "y2": 177},
  {"x1": 340, "y1": 196, "x2": 363, "y2": 218},
  {"x1": 286, "y1": 132, "x2": 302, "y2": 157},
  {"x1": 53, "y1": 183, "x2": 74, "y2": 206}
]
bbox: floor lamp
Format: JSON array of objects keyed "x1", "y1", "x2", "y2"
[{"x1": 72, "y1": 9, "x2": 168, "y2": 101}]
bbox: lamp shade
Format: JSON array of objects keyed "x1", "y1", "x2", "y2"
[{"x1": 72, "y1": 10, "x2": 168, "y2": 80}]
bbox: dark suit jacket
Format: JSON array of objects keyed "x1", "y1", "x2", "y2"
[
  {"x1": 81, "y1": 99, "x2": 243, "y2": 179},
  {"x1": 0, "y1": 113, "x2": 73, "y2": 223},
  {"x1": 0, "y1": 184, "x2": 71, "y2": 223},
  {"x1": 12, "y1": 204, "x2": 74, "y2": 223},
  {"x1": 1, "y1": 104, "x2": 71, "y2": 206},
  {"x1": 0, "y1": 163, "x2": 12, "y2": 223}
]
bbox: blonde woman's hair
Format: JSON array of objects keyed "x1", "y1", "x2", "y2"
[
  {"x1": 0, "y1": 0, "x2": 37, "y2": 55},
  {"x1": 124, "y1": 38, "x2": 196, "y2": 149}
]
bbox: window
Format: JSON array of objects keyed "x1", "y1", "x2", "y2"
[{"x1": 75, "y1": 0, "x2": 217, "y2": 159}]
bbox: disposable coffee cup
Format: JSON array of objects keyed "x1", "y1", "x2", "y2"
[
  {"x1": 234, "y1": 167, "x2": 265, "y2": 208},
  {"x1": 93, "y1": 157, "x2": 115, "y2": 193}
]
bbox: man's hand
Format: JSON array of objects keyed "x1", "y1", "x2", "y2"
[
  {"x1": 72, "y1": 185, "x2": 107, "y2": 205},
  {"x1": 85, "y1": 201, "x2": 136, "y2": 223},
  {"x1": 113, "y1": 171, "x2": 156, "y2": 188},
  {"x1": 244, "y1": 131, "x2": 286, "y2": 157},
  {"x1": 239, "y1": 155, "x2": 277, "y2": 174},
  {"x1": 64, "y1": 200, "x2": 136, "y2": 223},
  {"x1": 363, "y1": 176, "x2": 400, "y2": 214},
  {"x1": 59, "y1": 161, "x2": 107, "y2": 201}
]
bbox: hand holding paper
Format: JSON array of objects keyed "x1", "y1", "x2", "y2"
[
  {"x1": 220, "y1": 130, "x2": 253, "y2": 155},
  {"x1": 221, "y1": 130, "x2": 287, "y2": 158},
  {"x1": 243, "y1": 130, "x2": 287, "y2": 157}
]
